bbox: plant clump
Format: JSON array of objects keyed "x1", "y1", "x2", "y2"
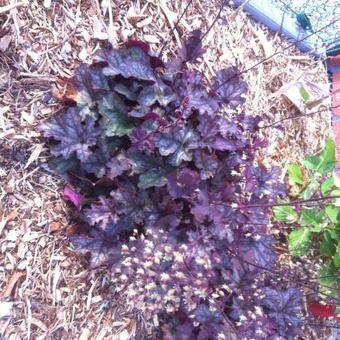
[{"x1": 40, "y1": 32, "x2": 304, "y2": 338}]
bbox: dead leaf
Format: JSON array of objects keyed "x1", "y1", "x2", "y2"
[
  {"x1": 24, "y1": 144, "x2": 43, "y2": 169},
  {"x1": 49, "y1": 221, "x2": 63, "y2": 233},
  {"x1": 0, "y1": 302, "x2": 13, "y2": 318},
  {"x1": 0, "y1": 35, "x2": 11, "y2": 51},
  {"x1": 0, "y1": 210, "x2": 18, "y2": 235},
  {"x1": 31, "y1": 317, "x2": 48, "y2": 331},
  {"x1": 0, "y1": 1, "x2": 28, "y2": 14},
  {"x1": 1, "y1": 271, "x2": 26, "y2": 298},
  {"x1": 136, "y1": 16, "x2": 153, "y2": 28},
  {"x1": 79, "y1": 329, "x2": 91, "y2": 340},
  {"x1": 144, "y1": 34, "x2": 159, "y2": 44}
]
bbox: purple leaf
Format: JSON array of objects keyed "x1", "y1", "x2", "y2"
[
  {"x1": 106, "y1": 155, "x2": 131, "y2": 179},
  {"x1": 193, "y1": 150, "x2": 219, "y2": 179},
  {"x1": 173, "y1": 71, "x2": 219, "y2": 116},
  {"x1": 168, "y1": 30, "x2": 205, "y2": 70},
  {"x1": 214, "y1": 67, "x2": 248, "y2": 108},
  {"x1": 167, "y1": 168, "x2": 199, "y2": 198},
  {"x1": 40, "y1": 107, "x2": 100, "y2": 161},
  {"x1": 198, "y1": 114, "x2": 246, "y2": 151},
  {"x1": 98, "y1": 94, "x2": 133, "y2": 137},
  {"x1": 64, "y1": 186, "x2": 83, "y2": 209},
  {"x1": 84, "y1": 197, "x2": 117, "y2": 230},
  {"x1": 240, "y1": 235, "x2": 277, "y2": 268},
  {"x1": 156, "y1": 126, "x2": 200, "y2": 166},
  {"x1": 130, "y1": 127, "x2": 156, "y2": 152},
  {"x1": 128, "y1": 151, "x2": 170, "y2": 189},
  {"x1": 94, "y1": 46, "x2": 156, "y2": 82},
  {"x1": 72, "y1": 64, "x2": 110, "y2": 118},
  {"x1": 261, "y1": 288, "x2": 302, "y2": 336},
  {"x1": 81, "y1": 137, "x2": 124, "y2": 177},
  {"x1": 70, "y1": 231, "x2": 121, "y2": 268}
]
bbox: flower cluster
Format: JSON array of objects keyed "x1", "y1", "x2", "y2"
[{"x1": 40, "y1": 31, "x2": 303, "y2": 338}]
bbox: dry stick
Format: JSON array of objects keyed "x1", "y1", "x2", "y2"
[
  {"x1": 214, "y1": 16, "x2": 340, "y2": 91},
  {"x1": 0, "y1": 1, "x2": 27, "y2": 14},
  {"x1": 237, "y1": 195, "x2": 340, "y2": 209},
  {"x1": 158, "y1": 0, "x2": 195, "y2": 57},
  {"x1": 225, "y1": 246, "x2": 340, "y2": 302},
  {"x1": 200, "y1": 0, "x2": 230, "y2": 43},
  {"x1": 306, "y1": 322, "x2": 340, "y2": 330},
  {"x1": 261, "y1": 103, "x2": 340, "y2": 129}
]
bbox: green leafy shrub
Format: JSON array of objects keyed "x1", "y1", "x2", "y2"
[{"x1": 273, "y1": 138, "x2": 340, "y2": 298}]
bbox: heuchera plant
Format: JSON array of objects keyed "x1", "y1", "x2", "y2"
[{"x1": 40, "y1": 32, "x2": 304, "y2": 338}]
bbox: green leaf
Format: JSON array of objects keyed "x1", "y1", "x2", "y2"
[
  {"x1": 333, "y1": 245, "x2": 340, "y2": 268},
  {"x1": 299, "y1": 86, "x2": 310, "y2": 102},
  {"x1": 288, "y1": 227, "x2": 311, "y2": 256},
  {"x1": 336, "y1": 305, "x2": 340, "y2": 315},
  {"x1": 302, "y1": 178, "x2": 319, "y2": 200},
  {"x1": 321, "y1": 177, "x2": 335, "y2": 195},
  {"x1": 300, "y1": 208, "x2": 324, "y2": 226},
  {"x1": 303, "y1": 155, "x2": 320, "y2": 171},
  {"x1": 302, "y1": 139, "x2": 336, "y2": 173},
  {"x1": 98, "y1": 94, "x2": 133, "y2": 137},
  {"x1": 287, "y1": 164, "x2": 304, "y2": 184},
  {"x1": 330, "y1": 189, "x2": 340, "y2": 207},
  {"x1": 325, "y1": 205, "x2": 340, "y2": 223},
  {"x1": 318, "y1": 138, "x2": 336, "y2": 173},
  {"x1": 320, "y1": 237, "x2": 336, "y2": 257},
  {"x1": 319, "y1": 263, "x2": 340, "y2": 297},
  {"x1": 272, "y1": 206, "x2": 298, "y2": 223}
]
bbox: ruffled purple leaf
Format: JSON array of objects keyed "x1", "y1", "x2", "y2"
[
  {"x1": 107, "y1": 155, "x2": 131, "y2": 179},
  {"x1": 156, "y1": 126, "x2": 200, "y2": 166},
  {"x1": 129, "y1": 151, "x2": 170, "y2": 188},
  {"x1": 167, "y1": 168, "x2": 199, "y2": 198},
  {"x1": 40, "y1": 107, "x2": 100, "y2": 161},
  {"x1": 70, "y1": 230, "x2": 121, "y2": 268},
  {"x1": 193, "y1": 150, "x2": 219, "y2": 179},
  {"x1": 94, "y1": 46, "x2": 156, "y2": 82},
  {"x1": 214, "y1": 67, "x2": 247, "y2": 108},
  {"x1": 240, "y1": 235, "x2": 277, "y2": 268},
  {"x1": 261, "y1": 288, "x2": 303, "y2": 337},
  {"x1": 72, "y1": 64, "x2": 110, "y2": 118},
  {"x1": 173, "y1": 71, "x2": 219, "y2": 116},
  {"x1": 81, "y1": 137, "x2": 124, "y2": 177},
  {"x1": 168, "y1": 30, "x2": 205, "y2": 70}
]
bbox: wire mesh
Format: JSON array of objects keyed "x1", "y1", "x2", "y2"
[{"x1": 272, "y1": 0, "x2": 340, "y2": 46}]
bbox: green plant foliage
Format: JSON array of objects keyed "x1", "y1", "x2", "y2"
[
  {"x1": 274, "y1": 139, "x2": 340, "y2": 296},
  {"x1": 299, "y1": 86, "x2": 310, "y2": 103},
  {"x1": 288, "y1": 227, "x2": 311, "y2": 256},
  {"x1": 302, "y1": 138, "x2": 336, "y2": 173},
  {"x1": 287, "y1": 164, "x2": 304, "y2": 185},
  {"x1": 273, "y1": 206, "x2": 298, "y2": 223}
]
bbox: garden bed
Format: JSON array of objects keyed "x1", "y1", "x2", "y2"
[{"x1": 0, "y1": 1, "x2": 332, "y2": 338}]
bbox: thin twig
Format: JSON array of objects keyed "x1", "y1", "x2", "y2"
[
  {"x1": 261, "y1": 104, "x2": 340, "y2": 130},
  {"x1": 200, "y1": 0, "x2": 229, "y2": 42},
  {"x1": 158, "y1": 0, "x2": 194, "y2": 57},
  {"x1": 214, "y1": 16, "x2": 340, "y2": 91}
]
